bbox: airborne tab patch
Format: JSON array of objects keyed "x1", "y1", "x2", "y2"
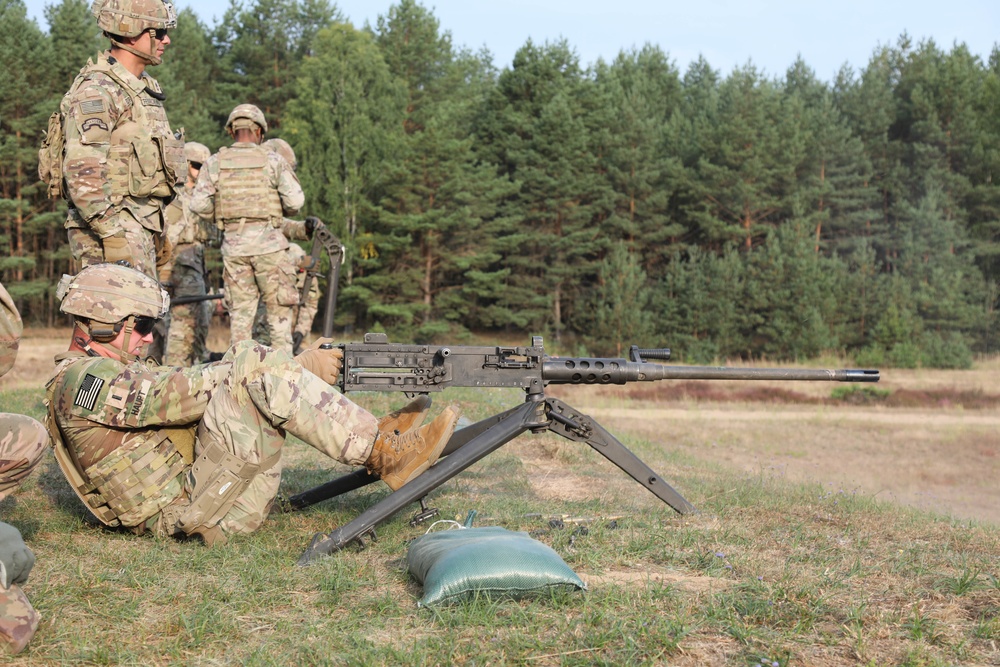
[{"x1": 74, "y1": 374, "x2": 105, "y2": 411}]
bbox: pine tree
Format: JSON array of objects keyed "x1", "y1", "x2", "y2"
[
  {"x1": 592, "y1": 45, "x2": 683, "y2": 279},
  {"x1": 284, "y1": 22, "x2": 405, "y2": 330},
  {"x1": 0, "y1": 0, "x2": 58, "y2": 316},
  {"x1": 157, "y1": 8, "x2": 225, "y2": 148},
  {"x1": 476, "y1": 39, "x2": 604, "y2": 341}
]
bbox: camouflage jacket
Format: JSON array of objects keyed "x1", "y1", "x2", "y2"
[
  {"x1": 189, "y1": 142, "x2": 303, "y2": 257},
  {"x1": 0, "y1": 282, "x2": 20, "y2": 378},
  {"x1": 60, "y1": 52, "x2": 184, "y2": 237},
  {"x1": 162, "y1": 185, "x2": 208, "y2": 270},
  {"x1": 48, "y1": 352, "x2": 229, "y2": 470}
]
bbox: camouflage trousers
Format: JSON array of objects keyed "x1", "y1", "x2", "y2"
[
  {"x1": 0, "y1": 583, "x2": 39, "y2": 655},
  {"x1": 0, "y1": 414, "x2": 47, "y2": 655},
  {"x1": 223, "y1": 251, "x2": 298, "y2": 355},
  {"x1": 165, "y1": 245, "x2": 210, "y2": 366},
  {"x1": 67, "y1": 208, "x2": 158, "y2": 279},
  {"x1": 295, "y1": 273, "x2": 320, "y2": 339},
  {"x1": 0, "y1": 414, "x2": 48, "y2": 500},
  {"x1": 181, "y1": 341, "x2": 378, "y2": 537}
]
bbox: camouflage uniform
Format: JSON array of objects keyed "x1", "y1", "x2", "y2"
[
  {"x1": 0, "y1": 282, "x2": 47, "y2": 655},
  {"x1": 189, "y1": 107, "x2": 304, "y2": 355},
  {"x1": 287, "y1": 243, "x2": 320, "y2": 344},
  {"x1": 46, "y1": 340, "x2": 377, "y2": 539},
  {"x1": 162, "y1": 184, "x2": 210, "y2": 365},
  {"x1": 59, "y1": 51, "x2": 184, "y2": 278}
]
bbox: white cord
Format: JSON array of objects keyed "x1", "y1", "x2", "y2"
[{"x1": 424, "y1": 519, "x2": 464, "y2": 533}]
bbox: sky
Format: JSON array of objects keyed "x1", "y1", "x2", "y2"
[{"x1": 22, "y1": 0, "x2": 1000, "y2": 81}]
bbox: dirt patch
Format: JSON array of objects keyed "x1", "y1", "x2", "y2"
[{"x1": 581, "y1": 568, "x2": 729, "y2": 594}]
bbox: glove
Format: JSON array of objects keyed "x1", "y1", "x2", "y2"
[
  {"x1": 304, "y1": 216, "x2": 322, "y2": 239},
  {"x1": 0, "y1": 522, "x2": 35, "y2": 589},
  {"x1": 101, "y1": 233, "x2": 131, "y2": 264},
  {"x1": 158, "y1": 266, "x2": 173, "y2": 287},
  {"x1": 156, "y1": 234, "x2": 173, "y2": 269},
  {"x1": 295, "y1": 337, "x2": 342, "y2": 385}
]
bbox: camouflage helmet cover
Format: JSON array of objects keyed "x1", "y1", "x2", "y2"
[
  {"x1": 91, "y1": 0, "x2": 177, "y2": 38},
  {"x1": 263, "y1": 138, "x2": 296, "y2": 170},
  {"x1": 226, "y1": 104, "x2": 268, "y2": 134},
  {"x1": 57, "y1": 263, "x2": 169, "y2": 325},
  {"x1": 183, "y1": 141, "x2": 211, "y2": 165}
]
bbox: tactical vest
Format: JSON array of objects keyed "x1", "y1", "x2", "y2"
[
  {"x1": 44, "y1": 355, "x2": 187, "y2": 528},
  {"x1": 38, "y1": 55, "x2": 184, "y2": 202},
  {"x1": 215, "y1": 145, "x2": 283, "y2": 226}
]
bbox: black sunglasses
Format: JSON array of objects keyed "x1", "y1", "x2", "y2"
[
  {"x1": 133, "y1": 316, "x2": 159, "y2": 336},
  {"x1": 153, "y1": 28, "x2": 169, "y2": 41}
]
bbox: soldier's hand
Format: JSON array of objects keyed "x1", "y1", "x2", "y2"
[
  {"x1": 157, "y1": 234, "x2": 173, "y2": 268},
  {"x1": 158, "y1": 266, "x2": 173, "y2": 287},
  {"x1": 102, "y1": 233, "x2": 131, "y2": 264},
  {"x1": 295, "y1": 337, "x2": 342, "y2": 385},
  {"x1": 304, "y1": 216, "x2": 322, "y2": 239},
  {"x1": 0, "y1": 522, "x2": 35, "y2": 589}
]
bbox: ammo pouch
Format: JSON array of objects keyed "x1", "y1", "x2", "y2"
[
  {"x1": 46, "y1": 403, "x2": 186, "y2": 528},
  {"x1": 176, "y1": 441, "x2": 280, "y2": 535},
  {"x1": 83, "y1": 431, "x2": 187, "y2": 526}
]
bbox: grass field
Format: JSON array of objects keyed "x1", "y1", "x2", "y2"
[{"x1": 3, "y1": 330, "x2": 1000, "y2": 665}]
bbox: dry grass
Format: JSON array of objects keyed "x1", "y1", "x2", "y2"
[{"x1": 5, "y1": 331, "x2": 1000, "y2": 665}]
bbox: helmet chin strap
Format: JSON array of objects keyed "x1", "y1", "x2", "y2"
[
  {"x1": 81, "y1": 316, "x2": 140, "y2": 364},
  {"x1": 110, "y1": 28, "x2": 161, "y2": 66}
]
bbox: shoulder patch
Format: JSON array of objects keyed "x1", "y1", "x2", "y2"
[
  {"x1": 74, "y1": 373, "x2": 105, "y2": 411},
  {"x1": 81, "y1": 117, "x2": 109, "y2": 133},
  {"x1": 80, "y1": 99, "x2": 106, "y2": 115}
]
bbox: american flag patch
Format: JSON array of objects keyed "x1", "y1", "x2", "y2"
[
  {"x1": 74, "y1": 374, "x2": 105, "y2": 411},
  {"x1": 79, "y1": 99, "x2": 105, "y2": 115}
]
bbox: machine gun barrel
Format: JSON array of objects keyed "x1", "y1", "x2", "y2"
[{"x1": 542, "y1": 359, "x2": 880, "y2": 385}]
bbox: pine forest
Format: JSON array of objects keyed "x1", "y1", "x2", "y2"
[{"x1": 2, "y1": 0, "x2": 1000, "y2": 367}]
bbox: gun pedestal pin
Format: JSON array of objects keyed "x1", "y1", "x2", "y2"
[{"x1": 409, "y1": 497, "x2": 439, "y2": 526}]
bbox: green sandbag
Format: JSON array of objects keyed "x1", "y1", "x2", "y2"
[{"x1": 407, "y1": 526, "x2": 586, "y2": 607}]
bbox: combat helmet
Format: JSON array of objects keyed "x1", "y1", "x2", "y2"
[
  {"x1": 58, "y1": 263, "x2": 169, "y2": 361},
  {"x1": 91, "y1": 0, "x2": 177, "y2": 65},
  {"x1": 226, "y1": 104, "x2": 268, "y2": 136},
  {"x1": 263, "y1": 138, "x2": 296, "y2": 171},
  {"x1": 183, "y1": 141, "x2": 210, "y2": 166}
]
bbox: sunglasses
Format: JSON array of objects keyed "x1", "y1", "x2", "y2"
[
  {"x1": 153, "y1": 28, "x2": 169, "y2": 41},
  {"x1": 89, "y1": 316, "x2": 158, "y2": 343},
  {"x1": 134, "y1": 316, "x2": 159, "y2": 336}
]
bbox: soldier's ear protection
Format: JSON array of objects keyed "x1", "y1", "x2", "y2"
[
  {"x1": 87, "y1": 316, "x2": 158, "y2": 343},
  {"x1": 87, "y1": 320, "x2": 120, "y2": 343}
]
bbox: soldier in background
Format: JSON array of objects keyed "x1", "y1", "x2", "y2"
[
  {"x1": 44, "y1": 0, "x2": 183, "y2": 279},
  {"x1": 260, "y1": 138, "x2": 321, "y2": 354},
  {"x1": 189, "y1": 104, "x2": 303, "y2": 355},
  {"x1": 161, "y1": 142, "x2": 213, "y2": 365},
  {"x1": 45, "y1": 263, "x2": 459, "y2": 546},
  {"x1": 286, "y1": 243, "x2": 321, "y2": 355},
  {"x1": 0, "y1": 283, "x2": 49, "y2": 655}
]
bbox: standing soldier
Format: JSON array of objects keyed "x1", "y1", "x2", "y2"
[
  {"x1": 189, "y1": 104, "x2": 304, "y2": 354},
  {"x1": 39, "y1": 0, "x2": 184, "y2": 279},
  {"x1": 0, "y1": 283, "x2": 48, "y2": 655},
  {"x1": 44, "y1": 263, "x2": 459, "y2": 546},
  {"x1": 162, "y1": 141, "x2": 212, "y2": 365},
  {"x1": 262, "y1": 138, "x2": 321, "y2": 353}
]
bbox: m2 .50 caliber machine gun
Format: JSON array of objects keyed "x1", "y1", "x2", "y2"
[{"x1": 293, "y1": 333, "x2": 879, "y2": 564}]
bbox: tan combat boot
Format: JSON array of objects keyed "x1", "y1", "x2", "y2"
[
  {"x1": 376, "y1": 395, "x2": 433, "y2": 438},
  {"x1": 366, "y1": 404, "x2": 461, "y2": 490}
]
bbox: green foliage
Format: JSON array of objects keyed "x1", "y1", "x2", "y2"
[{"x1": 1, "y1": 3, "x2": 999, "y2": 366}]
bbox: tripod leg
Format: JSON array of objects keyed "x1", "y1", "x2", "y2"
[
  {"x1": 545, "y1": 398, "x2": 695, "y2": 515},
  {"x1": 298, "y1": 400, "x2": 545, "y2": 564}
]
